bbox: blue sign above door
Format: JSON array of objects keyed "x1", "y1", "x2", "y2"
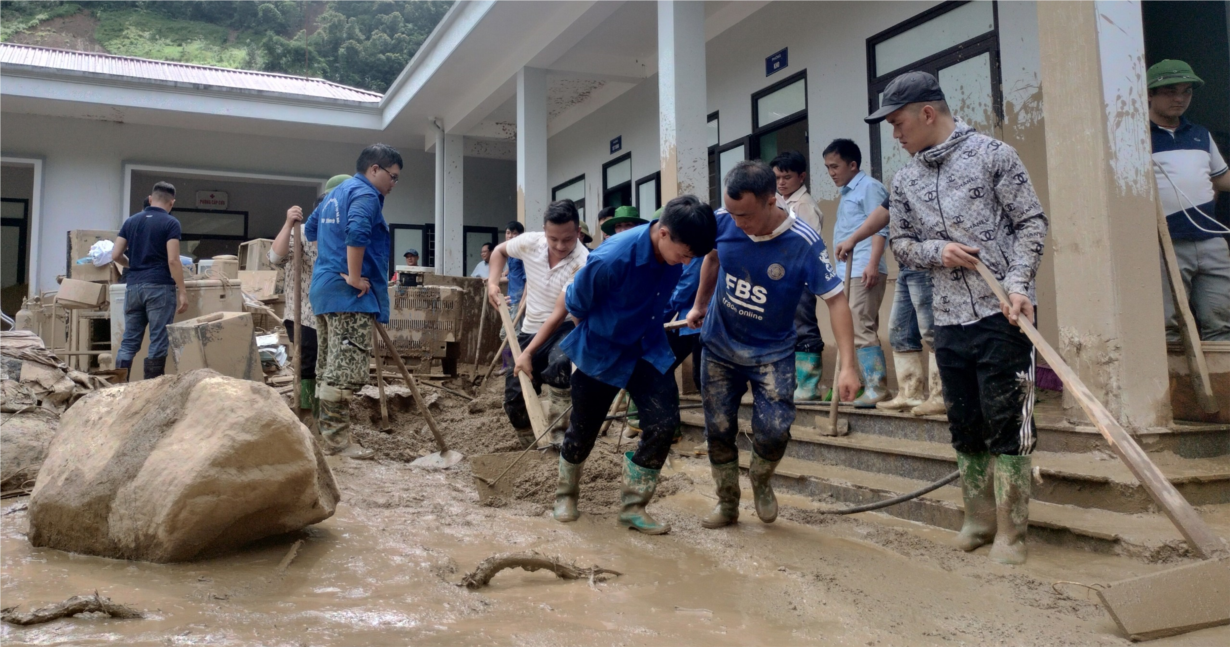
[
  {"x1": 610, "y1": 136, "x2": 622, "y2": 155},
  {"x1": 766, "y1": 48, "x2": 788, "y2": 76}
]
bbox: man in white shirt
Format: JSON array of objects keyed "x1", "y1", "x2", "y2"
[
  {"x1": 770, "y1": 151, "x2": 828, "y2": 401},
  {"x1": 470, "y1": 243, "x2": 492, "y2": 278},
  {"x1": 486, "y1": 200, "x2": 589, "y2": 445}
]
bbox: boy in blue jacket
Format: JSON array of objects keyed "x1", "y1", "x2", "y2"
[
  {"x1": 305, "y1": 144, "x2": 399, "y2": 459},
  {"x1": 518, "y1": 195, "x2": 717, "y2": 534}
]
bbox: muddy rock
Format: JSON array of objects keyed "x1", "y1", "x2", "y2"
[
  {"x1": 0, "y1": 410, "x2": 59, "y2": 491},
  {"x1": 27, "y1": 369, "x2": 339, "y2": 562}
]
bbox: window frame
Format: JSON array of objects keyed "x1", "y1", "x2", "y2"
[
  {"x1": 866, "y1": 1, "x2": 1002, "y2": 182},
  {"x1": 602, "y1": 152, "x2": 633, "y2": 208},
  {"x1": 716, "y1": 137, "x2": 750, "y2": 201},
  {"x1": 707, "y1": 111, "x2": 721, "y2": 206},
  {"x1": 1, "y1": 197, "x2": 29, "y2": 285},
  {"x1": 389, "y1": 223, "x2": 435, "y2": 273},
  {"x1": 635, "y1": 171, "x2": 662, "y2": 212},
  {"x1": 751, "y1": 70, "x2": 808, "y2": 161},
  {"x1": 170, "y1": 207, "x2": 249, "y2": 241},
  {"x1": 462, "y1": 225, "x2": 500, "y2": 276}
]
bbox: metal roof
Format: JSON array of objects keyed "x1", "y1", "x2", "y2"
[{"x1": 0, "y1": 43, "x2": 383, "y2": 104}]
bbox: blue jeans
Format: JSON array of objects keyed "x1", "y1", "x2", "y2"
[
  {"x1": 701, "y1": 350, "x2": 796, "y2": 465},
  {"x1": 888, "y1": 269, "x2": 935, "y2": 353},
  {"x1": 117, "y1": 283, "x2": 178, "y2": 361}
]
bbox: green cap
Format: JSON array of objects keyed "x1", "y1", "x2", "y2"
[
  {"x1": 1147, "y1": 59, "x2": 1203, "y2": 89},
  {"x1": 324, "y1": 174, "x2": 351, "y2": 192},
  {"x1": 578, "y1": 220, "x2": 594, "y2": 244},
  {"x1": 600, "y1": 205, "x2": 648, "y2": 236}
]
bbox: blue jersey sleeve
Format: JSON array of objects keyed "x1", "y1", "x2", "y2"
[
  {"x1": 344, "y1": 195, "x2": 379, "y2": 248},
  {"x1": 304, "y1": 202, "x2": 320, "y2": 243},
  {"x1": 807, "y1": 239, "x2": 843, "y2": 299},
  {"x1": 565, "y1": 254, "x2": 614, "y2": 322}
]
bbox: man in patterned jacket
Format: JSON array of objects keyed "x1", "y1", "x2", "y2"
[{"x1": 866, "y1": 71, "x2": 1048, "y2": 565}]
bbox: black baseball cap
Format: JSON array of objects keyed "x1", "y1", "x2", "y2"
[{"x1": 865, "y1": 71, "x2": 946, "y2": 123}]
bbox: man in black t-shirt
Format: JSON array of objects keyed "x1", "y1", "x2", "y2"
[{"x1": 113, "y1": 181, "x2": 188, "y2": 380}]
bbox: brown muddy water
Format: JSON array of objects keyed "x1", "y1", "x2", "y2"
[{"x1": 3, "y1": 381, "x2": 1228, "y2": 646}]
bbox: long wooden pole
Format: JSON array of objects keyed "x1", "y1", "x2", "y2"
[
  {"x1": 292, "y1": 224, "x2": 303, "y2": 411},
  {"x1": 373, "y1": 320, "x2": 449, "y2": 453},
  {"x1": 372, "y1": 327, "x2": 390, "y2": 431},
  {"x1": 1155, "y1": 196, "x2": 1218, "y2": 413},
  {"x1": 471, "y1": 291, "x2": 490, "y2": 380},
  {"x1": 496, "y1": 300, "x2": 550, "y2": 445},
  {"x1": 829, "y1": 258, "x2": 855, "y2": 429},
  {"x1": 478, "y1": 299, "x2": 527, "y2": 387},
  {"x1": 973, "y1": 261, "x2": 1226, "y2": 559}
]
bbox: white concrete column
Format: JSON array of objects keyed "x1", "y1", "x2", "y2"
[
  {"x1": 517, "y1": 66, "x2": 548, "y2": 231},
  {"x1": 433, "y1": 129, "x2": 465, "y2": 276},
  {"x1": 658, "y1": 0, "x2": 709, "y2": 203},
  {"x1": 1037, "y1": 1, "x2": 1171, "y2": 428}
]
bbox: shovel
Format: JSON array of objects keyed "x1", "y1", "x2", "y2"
[{"x1": 372, "y1": 320, "x2": 462, "y2": 469}]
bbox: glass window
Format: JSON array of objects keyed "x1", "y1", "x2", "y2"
[
  {"x1": 637, "y1": 176, "x2": 659, "y2": 212},
  {"x1": 707, "y1": 115, "x2": 719, "y2": 148},
  {"x1": 604, "y1": 157, "x2": 631, "y2": 188},
  {"x1": 876, "y1": 92, "x2": 914, "y2": 191},
  {"x1": 174, "y1": 209, "x2": 246, "y2": 237},
  {"x1": 719, "y1": 144, "x2": 747, "y2": 199},
  {"x1": 939, "y1": 52, "x2": 995, "y2": 134},
  {"x1": 875, "y1": 1, "x2": 994, "y2": 76},
  {"x1": 393, "y1": 228, "x2": 424, "y2": 268},
  {"x1": 755, "y1": 78, "x2": 806, "y2": 129},
  {"x1": 553, "y1": 176, "x2": 585, "y2": 203}
]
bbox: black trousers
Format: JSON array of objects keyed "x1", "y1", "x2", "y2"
[
  {"x1": 666, "y1": 329, "x2": 703, "y2": 391},
  {"x1": 561, "y1": 360, "x2": 679, "y2": 470},
  {"x1": 283, "y1": 320, "x2": 318, "y2": 380},
  {"x1": 503, "y1": 321, "x2": 576, "y2": 429},
  {"x1": 933, "y1": 313, "x2": 1037, "y2": 456},
  {"x1": 794, "y1": 292, "x2": 824, "y2": 353}
]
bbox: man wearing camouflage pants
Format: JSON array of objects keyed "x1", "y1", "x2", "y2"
[{"x1": 305, "y1": 144, "x2": 401, "y2": 459}]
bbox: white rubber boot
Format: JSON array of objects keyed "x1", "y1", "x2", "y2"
[
  {"x1": 877, "y1": 351, "x2": 925, "y2": 411},
  {"x1": 911, "y1": 352, "x2": 947, "y2": 417}
]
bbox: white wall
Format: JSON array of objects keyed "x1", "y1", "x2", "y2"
[
  {"x1": 1, "y1": 112, "x2": 518, "y2": 289},
  {"x1": 129, "y1": 172, "x2": 319, "y2": 241}
]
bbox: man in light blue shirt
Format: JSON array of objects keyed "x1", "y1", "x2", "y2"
[{"x1": 824, "y1": 139, "x2": 891, "y2": 409}]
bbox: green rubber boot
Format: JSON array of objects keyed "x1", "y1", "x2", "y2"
[
  {"x1": 990, "y1": 454, "x2": 1032, "y2": 565},
  {"x1": 299, "y1": 378, "x2": 318, "y2": 414},
  {"x1": 749, "y1": 453, "x2": 781, "y2": 523},
  {"x1": 792, "y1": 352, "x2": 823, "y2": 401},
  {"x1": 955, "y1": 451, "x2": 996, "y2": 552},
  {"x1": 553, "y1": 455, "x2": 583, "y2": 522},
  {"x1": 702, "y1": 460, "x2": 741, "y2": 528},
  {"x1": 618, "y1": 452, "x2": 670, "y2": 535}
]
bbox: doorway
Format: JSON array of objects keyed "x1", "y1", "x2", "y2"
[
  {"x1": 463, "y1": 226, "x2": 499, "y2": 277},
  {"x1": 1, "y1": 159, "x2": 38, "y2": 316}
]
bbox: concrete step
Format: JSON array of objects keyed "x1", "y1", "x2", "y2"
[
  {"x1": 731, "y1": 453, "x2": 1227, "y2": 564},
  {"x1": 680, "y1": 394, "x2": 1230, "y2": 458},
  {"x1": 679, "y1": 411, "x2": 1230, "y2": 515}
]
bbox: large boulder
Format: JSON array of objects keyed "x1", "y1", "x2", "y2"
[
  {"x1": 28, "y1": 369, "x2": 339, "y2": 562},
  {"x1": 1, "y1": 409, "x2": 59, "y2": 491}
]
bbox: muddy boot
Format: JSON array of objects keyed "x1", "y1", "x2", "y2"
[
  {"x1": 877, "y1": 351, "x2": 925, "y2": 411},
  {"x1": 955, "y1": 451, "x2": 996, "y2": 552},
  {"x1": 990, "y1": 454, "x2": 1031, "y2": 565},
  {"x1": 702, "y1": 460, "x2": 741, "y2": 528},
  {"x1": 319, "y1": 384, "x2": 374, "y2": 460},
  {"x1": 541, "y1": 384, "x2": 570, "y2": 447},
  {"x1": 853, "y1": 347, "x2": 890, "y2": 408},
  {"x1": 618, "y1": 452, "x2": 670, "y2": 535},
  {"x1": 115, "y1": 357, "x2": 133, "y2": 383},
  {"x1": 143, "y1": 356, "x2": 168, "y2": 380},
  {"x1": 299, "y1": 378, "x2": 317, "y2": 413},
  {"x1": 553, "y1": 455, "x2": 583, "y2": 522},
  {"x1": 515, "y1": 427, "x2": 536, "y2": 449},
  {"x1": 911, "y1": 353, "x2": 948, "y2": 417},
  {"x1": 625, "y1": 401, "x2": 641, "y2": 438},
  {"x1": 748, "y1": 453, "x2": 781, "y2": 523},
  {"x1": 791, "y1": 352, "x2": 823, "y2": 401}
]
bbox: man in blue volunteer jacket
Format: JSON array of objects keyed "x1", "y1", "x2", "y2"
[
  {"x1": 687, "y1": 160, "x2": 861, "y2": 529},
  {"x1": 305, "y1": 144, "x2": 399, "y2": 459},
  {"x1": 518, "y1": 195, "x2": 717, "y2": 534}
]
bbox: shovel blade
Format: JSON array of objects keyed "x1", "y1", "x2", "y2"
[{"x1": 411, "y1": 449, "x2": 464, "y2": 469}]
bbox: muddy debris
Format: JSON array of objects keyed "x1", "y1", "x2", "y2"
[
  {"x1": 1, "y1": 592, "x2": 143, "y2": 626},
  {"x1": 459, "y1": 551, "x2": 621, "y2": 589}
]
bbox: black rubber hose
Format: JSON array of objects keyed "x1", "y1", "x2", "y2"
[{"x1": 817, "y1": 470, "x2": 960, "y2": 515}]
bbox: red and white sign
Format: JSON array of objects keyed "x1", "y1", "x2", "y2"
[{"x1": 196, "y1": 191, "x2": 229, "y2": 210}]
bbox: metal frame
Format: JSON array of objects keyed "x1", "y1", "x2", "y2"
[
  {"x1": 750, "y1": 70, "x2": 808, "y2": 162},
  {"x1": 1, "y1": 197, "x2": 30, "y2": 285},
  {"x1": 635, "y1": 171, "x2": 662, "y2": 212},
  {"x1": 462, "y1": 225, "x2": 500, "y2": 275},
  {"x1": 390, "y1": 223, "x2": 435, "y2": 271},
  {"x1": 0, "y1": 156, "x2": 42, "y2": 297},
  {"x1": 602, "y1": 152, "x2": 633, "y2": 208},
  {"x1": 865, "y1": 1, "x2": 1002, "y2": 181},
  {"x1": 551, "y1": 173, "x2": 587, "y2": 215},
  {"x1": 707, "y1": 111, "x2": 721, "y2": 205}
]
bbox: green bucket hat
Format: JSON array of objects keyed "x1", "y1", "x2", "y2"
[
  {"x1": 578, "y1": 220, "x2": 594, "y2": 244},
  {"x1": 1147, "y1": 59, "x2": 1204, "y2": 89},
  {"x1": 600, "y1": 205, "x2": 648, "y2": 236},
  {"x1": 324, "y1": 174, "x2": 351, "y2": 192}
]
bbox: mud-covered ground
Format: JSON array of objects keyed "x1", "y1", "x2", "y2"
[{"x1": 2, "y1": 377, "x2": 1227, "y2": 646}]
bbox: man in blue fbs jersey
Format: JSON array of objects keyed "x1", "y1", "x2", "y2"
[
  {"x1": 517, "y1": 195, "x2": 717, "y2": 534},
  {"x1": 687, "y1": 160, "x2": 861, "y2": 529}
]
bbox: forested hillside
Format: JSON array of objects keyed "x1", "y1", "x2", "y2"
[{"x1": 0, "y1": 1, "x2": 452, "y2": 93}]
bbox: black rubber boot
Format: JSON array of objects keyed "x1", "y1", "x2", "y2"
[{"x1": 143, "y1": 356, "x2": 168, "y2": 380}]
